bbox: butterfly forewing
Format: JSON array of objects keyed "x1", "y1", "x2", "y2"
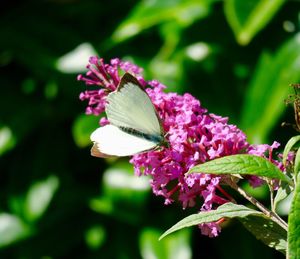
[{"x1": 106, "y1": 75, "x2": 162, "y2": 137}]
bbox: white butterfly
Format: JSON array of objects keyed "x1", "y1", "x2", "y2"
[{"x1": 90, "y1": 73, "x2": 166, "y2": 157}]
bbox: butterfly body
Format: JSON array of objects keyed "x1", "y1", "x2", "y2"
[
  {"x1": 118, "y1": 126, "x2": 164, "y2": 144},
  {"x1": 90, "y1": 73, "x2": 166, "y2": 157}
]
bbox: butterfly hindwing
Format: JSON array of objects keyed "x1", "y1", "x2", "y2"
[{"x1": 90, "y1": 125, "x2": 158, "y2": 157}]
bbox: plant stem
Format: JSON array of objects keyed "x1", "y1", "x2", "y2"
[
  {"x1": 229, "y1": 181, "x2": 288, "y2": 231},
  {"x1": 268, "y1": 183, "x2": 275, "y2": 212}
]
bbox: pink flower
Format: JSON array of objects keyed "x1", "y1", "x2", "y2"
[
  {"x1": 200, "y1": 222, "x2": 221, "y2": 238},
  {"x1": 78, "y1": 57, "x2": 284, "y2": 237},
  {"x1": 78, "y1": 57, "x2": 143, "y2": 116},
  {"x1": 130, "y1": 86, "x2": 249, "y2": 212}
]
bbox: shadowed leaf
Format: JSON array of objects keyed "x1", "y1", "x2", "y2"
[{"x1": 240, "y1": 215, "x2": 287, "y2": 254}]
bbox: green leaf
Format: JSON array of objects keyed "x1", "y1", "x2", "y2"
[
  {"x1": 274, "y1": 182, "x2": 293, "y2": 211},
  {"x1": 187, "y1": 154, "x2": 291, "y2": 183},
  {"x1": 90, "y1": 197, "x2": 114, "y2": 215},
  {"x1": 224, "y1": 0, "x2": 285, "y2": 45},
  {"x1": 159, "y1": 202, "x2": 263, "y2": 240},
  {"x1": 0, "y1": 214, "x2": 31, "y2": 248},
  {"x1": 140, "y1": 228, "x2": 191, "y2": 259},
  {"x1": 148, "y1": 22, "x2": 184, "y2": 86},
  {"x1": 283, "y1": 136, "x2": 300, "y2": 167},
  {"x1": 111, "y1": 0, "x2": 212, "y2": 44},
  {"x1": 56, "y1": 43, "x2": 98, "y2": 73},
  {"x1": 101, "y1": 165, "x2": 150, "y2": 205},
  {"x1": 294, "y1": 148, "x2": 300, "y2": 176},
  {"x1": 44, "y1": 81, "x2": 58, "y2": 100},
  {"x1": 72, "y1": 114, "x2": 101, "y2": 148},
  {"x1": 276, "y1": 191, "x2": 293, "y2": 216},
  {"x1": 288, "y1": 175, "x2": 300, "y2": 258},
  {"x1": 85, "y1": 225, "x2": 106, "y2": 250},
  {"x1": 242, "y1": 181, "x2": 269, "y2": 200},
  {"x1": 240, "y1": 215, "x2": 287, "y2": 254},
  {"x1": 0, "y1": 126, "x2": 16, "y2": 156},
  {"x1": 240, "y1": 34, "x2": 300, "y2": 143},
  {"x1": 90, "y1": 163, "x2": 151, "y2": 224},
  {"x1": 24, "y1": 175, "x2": 59, "y2": 222}
]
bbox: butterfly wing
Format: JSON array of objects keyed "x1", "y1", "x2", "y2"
[
  {"x1": 106, "y1": 73, "x2": 162, "y2": 137},
  {"x1": 90, "y1": 125, "x2": 158, "y2": 157}
]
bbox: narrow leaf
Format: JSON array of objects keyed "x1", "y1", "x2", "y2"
[
  {"x1": 282, "y1": 135, "x2": 300, "y2": 167},
  {"x1": 240, "y1": 34, "x2": 300, "y2": 143},
  {"x1": 294, "y1": 148, "x2": 300, "y2": 176},
  {"x1": 288, "y1": 175, "x2": 300, "y2": 258},
  {"x1": 24, "y1": 175, "x2": 59, "y2": 222},
  {"x1": 140, "y1": 228, "x2": 191, "y2": 259},
  {"x1": 111, "y1": 0, "x2": 212, "y2": 44},
  {"x1": 159, "y1": 202, "x2": 263, "y2": 240},
  {"x1": 187, "y1": 154, "x2": 291, "y2": 183},
  {"x1": 224, "y1": 0, "x2": 285, "y2": 45},
  {"x1": 240, "y1": 215, "x2": 287, "y2": 254},
  {"x1": 0, "y1": 126, "x2": 16, "y2": 156},
  {"x1": 0, "y1": 214, "x2": 31, "y2": 247},
  {"x1": 274, "y1": 182, "x2": 293, "y2": 211}
]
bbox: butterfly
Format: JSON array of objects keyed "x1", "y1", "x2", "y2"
[{"x1": 90, "y1": 73, "x2": 167, "y2": 157}]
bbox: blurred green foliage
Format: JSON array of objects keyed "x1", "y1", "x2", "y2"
[{"x1": 1, "y1": 0, "x2": 299, "y2": 258}]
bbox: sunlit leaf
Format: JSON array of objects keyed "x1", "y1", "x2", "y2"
[
  {"x1": 288, "y1": 175, "x2": 300, "y2": 258},
  {"x1": 111, "y1": 0, "x2": 212, "y2": 44},
  {"x1": 85, "y1": 225, "x2": 106, "y2": 250},
  {"x1": 56, "y1": 43, "x2": 98, "y2": 73},
  {"x1": 185, "y1": 42, "x2": 210, "y2": 62},
  {"x1": 276, "y1": 190, "x2": 293, "y2": 216},
  {"x1": 0, "y1": 126, "x2": 16, "y2": 156},
  {"x1": 90, "y1": 163, "x2": 150, "y2": 224},
  {"x1": 149, "y1": 59, "x2": 183, "y2": 90},
  {"x1": 140, "y1": 228, "x2": 191, "y2": 259},
  {"x1": 102, "y1": 163, "x2": 150, "y2": 203},
  {"x1": 72, "y1": 114, "x2": 100, "y2": 148},
  {"x1": 224, "y1": 0, "x2": 285, "y2": 45},
  {"x1": 0, "y1": 214, "x2": 31, "y2": 248},
  {"x1": 90, "y1": 197, "x2": 114, "y2": 215},
  {"x1": 148, "y1": 22, "x2": 184, "y2": 87},
  {"x1": 274, "y1": 182, "x2": 293, "y2": 212},
  {"x1": 24, "y1": 175, "x2": 59, "y2": 222},
  {"x1": 242, "y1": 181, "x2": 269, "y2": 200},
  {"x1": 294, "y1": 147, "x2": 300, "y2": 176},
  {"x1": 103, "y1": 167, "x2": 150, "y2": 192},
  {"x1": 187, "y1": 154, "x2": 292, "y2": 183},
  {"x1": 240, "y1": 34, "x2": 300, "y2": 143},
  {"x1": 160, "y1": 203, "x2": 263, "y2": 240}
]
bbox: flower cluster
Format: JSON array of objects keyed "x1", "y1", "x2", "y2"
[{"x1": 78, "y1": 57, "x2": 283, "y2": 237}]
